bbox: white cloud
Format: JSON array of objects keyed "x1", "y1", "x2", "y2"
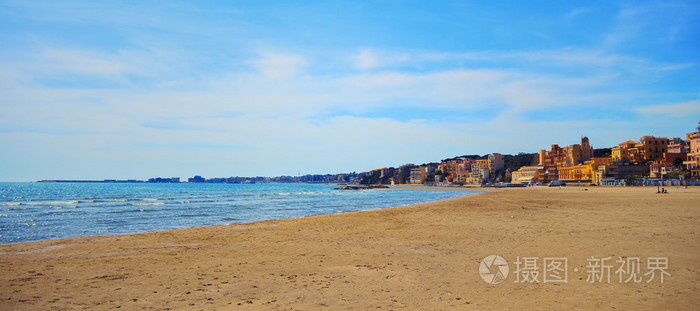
[
  {"x1": 354, "y1": 49, "x2": 411, "y2": 71},
  {"x1": 356, "y1": 49, "x2": 378, "y2": 70},
  {"x1": 637, "y1": 97, "x2": 700, "y2": 118},
  {"x1": 351, "y1": 48, "x2": 694, "y2": 78},
  {"x1": 0, "y1": 50, "x2": 626, "y2": 137},
  {"x1": 41, "y1": 48, "x2": 131, "y2": 76},
  {"x1": 249, "y1": 52, "x2": 306, "y2": 79},
  {"x1": 2, "y1": 41, "x2": 697, "y2": 180}
]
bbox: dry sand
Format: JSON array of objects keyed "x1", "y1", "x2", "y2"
[{"x1": 1, "y1": 186, "x2": 699, "y2": 310}]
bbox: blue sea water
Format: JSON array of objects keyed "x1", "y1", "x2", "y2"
[{"x1": 0, "y1": 183, "x2": 479, "y2": 244}]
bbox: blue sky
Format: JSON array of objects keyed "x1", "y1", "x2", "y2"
[{"x1": 1, "y1": 0, "x2": 699, "y2": 181}]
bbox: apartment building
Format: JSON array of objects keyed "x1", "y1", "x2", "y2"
[{"x1": 683, "y1": 122, "x2": 700, "y2": 177}]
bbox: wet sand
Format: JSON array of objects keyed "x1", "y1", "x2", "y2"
[{"x1": 1, "y1": 186, "x2": 699, "y2": 310}]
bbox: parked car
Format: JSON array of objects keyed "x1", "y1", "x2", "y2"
[{"x1": 548, "y1": 180, "x2": 566, "y2": 187}]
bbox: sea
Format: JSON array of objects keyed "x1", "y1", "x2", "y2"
[{"x1": 0, "y1": 182, "x2": 479, "y2": 244}]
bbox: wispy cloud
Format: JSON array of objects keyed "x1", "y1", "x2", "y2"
[
  {"x1": 637, "y1": 96, "x2": 700, "y2": 118},
  {"x1": 353, "y1": 49, "x2": 411, "y2": 71},
  {"x1": 603, "y1": 1, "x2": 700, "y2": 49},
  {"x1": 355, "y1": 49, "x2": 378, "y2": 70},
  {"x1": 2, "y1": 46, "x2": 686, "y2": 135},
  {"x1": 249, "y1": 53, "x2": 307, "y2": 79},
  {"x1": 352, "y1": 48, "x2": 693, "y2": 77},
  {"x1": 37, "y1": 48, "x2": 141, "y2": 83},
  {"x1": 566, "y1": 7, "x2": 596, "y2": 19}
]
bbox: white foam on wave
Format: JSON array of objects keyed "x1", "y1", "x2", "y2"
[
  {"x1": 295, "y1": 191, "x2": 319, "y2": 195},
  {"x1": 48, "y1": 205, "x2": 77, "y2": 209},
  {"x1": 26, "y1": 200, "x2": 80, "y2": 206},
  {"x1": 131, "y1": 202, "x2": 165, "y2": 206}
]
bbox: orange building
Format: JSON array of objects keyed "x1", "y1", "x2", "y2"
[
  {"x1": 638, "y1": 136, "x2": 669, "y2": 162},
  {"x1": 558, "y1": 157, "x2": 611, "y2": 184},
  {"x1": 468, "y1": 159, "x2": 490, "y2": 184},
  {"x1": 437, "y1": 159, "x2": 476, "y2": 184},
  {"x1": 611, "y1": 140, "x2": 639, "y2": 162},
  {"x1": 536, "y1": 137, "x2": 593, "y2": 182},
  {"x1": 611, "y1": 136, "x2": 669, "y2": 163},
  {"x1": 683, "y1": 122, "x2": 700, "y2": 177}
]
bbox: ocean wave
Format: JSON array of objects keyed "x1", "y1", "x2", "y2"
[
  {"x1": 92, "y1": 198, "x2": 128, "y2": 203},
  {"x1": 26, "y1": 200, "x2": 80, "y2": 206},
  {"x1": 2, "y1": 207, "x2": 27, "y2": 211},
  {"x1": 131, "y1": 202, "x2": 165, "y2": 206},
  {"x1": 177, "y1": 214, "x2": 208, "y2": 217},
  {"x1": 107, "y1": 208, "x2": 158, "y2": 215},
  {"x1": 0, "y1": 202, "x2": 21, "y2": 206},
  {"x1": 285, "y1": 191, "x2": 320, "y2": 196}
]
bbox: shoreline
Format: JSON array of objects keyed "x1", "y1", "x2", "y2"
[
  {"x1": 0, "y1": 186, "x2": 482, "y2": 246},
  {"x1": 1, "y1": 187, "x2": 699, "y2": 309},
  {"x1": 0, "y1": 189, "x2": 480, "y2": 247}
]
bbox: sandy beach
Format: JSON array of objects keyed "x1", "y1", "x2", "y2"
[{"x1": 1, "y1": 186, "x2": 699, "y2": 310}]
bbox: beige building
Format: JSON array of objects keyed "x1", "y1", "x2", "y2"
[
  {"x1": 487, "y1": 153, "x2": 504, "y2": 176},
  {"x1": 511, "y1": 166, "x2": 538, "y2": 184},
  {"x1": 409, "y1": 167, "x2": 423, "y2": 184},
  {"x1": 668, "y1": 137, "x2": 688, "y2": 154}
]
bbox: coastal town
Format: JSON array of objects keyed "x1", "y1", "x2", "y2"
[
  {"x1": 40, "y1": 122, "x2": 700, "y2": 187},
  {"x1": 358, "y1": 122, "x2": 700, "y2": 187}
]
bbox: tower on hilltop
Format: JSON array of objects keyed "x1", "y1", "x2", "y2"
[{"x1": 581, "y1": 136, "x2": 593, "y2": 161}]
